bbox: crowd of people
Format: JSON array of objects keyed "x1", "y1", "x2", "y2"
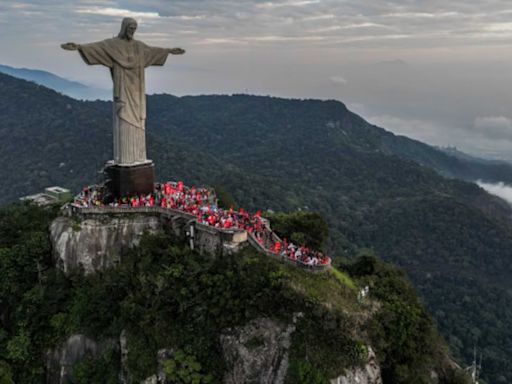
[
  {"x1": 72, "y1": 182, "x2": 330, "y2": 268},
  {"x1": 271, "y1": 241, "x2": 330, "y2": 266},
  {"x1": 73, "y1": 182, "x2": 213, "y2": 210}
]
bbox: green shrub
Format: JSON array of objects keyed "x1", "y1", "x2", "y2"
[
  {"x1": 267, "y1": 211, "x2": 329, "y2": 250},
  {"x1": 72, "y1": 348, "x2": 119, "y2": 384},
  {"x1": 162, "y1": 350, "x2": 213, "y2": 384}
]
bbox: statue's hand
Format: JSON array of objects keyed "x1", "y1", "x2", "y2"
[
  {"x1": 169, "y1": 48, "x2": 185, "y2": 55},
  {"x1": 61, "y1": 42, "x2": 80, "y2": 51}
]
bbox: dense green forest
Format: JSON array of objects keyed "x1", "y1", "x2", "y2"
[
  {"x1": 0, "y1": 72, "x2": 510, "y2": 381},
  {"x1": 0, "y1": 203, "x2": 469, "y2": 383}
]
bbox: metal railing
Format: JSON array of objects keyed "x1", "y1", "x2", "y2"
[
  {"x1": 247, "y1": 232, "x2": 331, "y2": 271},
  {"x1": 67, "y1": 204, "x2": 331, "y2": 271},
  {"x1": 69, "y1": 204, "x2": 196, "y2": 220},
  {"x1": 68, "y1": 204, "x2": 245, "y2": 236}
]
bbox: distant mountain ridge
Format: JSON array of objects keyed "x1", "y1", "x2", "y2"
[
  {"x1": 2, "y1": 71, "x2": 512, "y2": 382},
  {"x1": 3, "y1": 64, "x2": 512, "y2": 184},
  {"x1": 0, "y1": 64, "x2": 110, "y2": 100}
]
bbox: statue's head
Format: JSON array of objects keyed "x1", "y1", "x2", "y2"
[{"x1": 118, "y1": 17, "x2": 138, "y2": 40}]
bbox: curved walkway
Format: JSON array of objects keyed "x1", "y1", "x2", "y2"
[{"x1": 67, "y1": 204, "x2": 331, "y2": 271}]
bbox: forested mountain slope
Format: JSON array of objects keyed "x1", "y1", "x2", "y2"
[
  {"x1": 0, "y1": 64, "x2": 109, "y2": 100},
  {"x1": 1, "y1": 72, "x2": 511, "y2": 382},
  {"x1": 145, "y1": 93, "x2": 512, "y2": 184}
]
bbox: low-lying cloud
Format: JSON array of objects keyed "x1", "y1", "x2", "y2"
[{"x1": 477, "y1": 181, "x2": 512, "y2": 206}]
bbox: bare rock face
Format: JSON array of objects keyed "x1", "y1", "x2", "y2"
[
  {"x1": 141, "y1": 376, "x2": 158, "y2": 384},
  {"x1": 330, "y1": 347, "x2": 382, "y2": 384},
  {"x1": 119, "y1": 329, "x2": 129, "y2": 384},
  {"x1": 220, "y1": 315, "x2": 302, "y2": 384},
  {"x1": 50, "y1": 215, "x2": 161, "y2": 274},
  {"x1": 46, "y1": 334, "x2": 106, "y2": 384}
]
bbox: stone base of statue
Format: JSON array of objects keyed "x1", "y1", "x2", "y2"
[{"x1": 104, "y1": 161, "x2": 155, "y2": 199}]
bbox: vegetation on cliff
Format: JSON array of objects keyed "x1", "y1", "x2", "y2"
[{"x1": 0, "y1": 203, "x2": 469, "y2": 383}]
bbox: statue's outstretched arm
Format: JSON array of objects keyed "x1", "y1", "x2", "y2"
[
  {"x1": 167, "y1": 48, "x2": 185, "y2": 55},
  {"x1": 61, "y1": 43, "x2": 81, "y2": 51}
]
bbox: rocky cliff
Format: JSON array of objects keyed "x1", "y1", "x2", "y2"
[
  {"x1": 46, "y1": 334, "x2": 113, "y2": 384},
  {"x1": 220, "y1": 316, "x2": 301, "y2": 384},
  {"x1": 48, "y1": 323, "x2": 384, "y2": 384},
  {"x1": 50, "y1": 208, "x2": 248, "y2": 274},
  {"x1": 50, "y1": 215, "x2": 161, "y2": 274},
  {"x1": 330, "y1": 347, "x2": 382, "y2": 384}
]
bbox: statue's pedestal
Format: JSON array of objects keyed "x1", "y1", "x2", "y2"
[{"x1": 105, "y1": 161, "x2": 155, "y2": 198}]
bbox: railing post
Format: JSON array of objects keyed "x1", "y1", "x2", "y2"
[{"x1": 187, "y1": 219, "x2": 195, "y2": 251}]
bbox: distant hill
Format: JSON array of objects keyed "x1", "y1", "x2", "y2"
[
  {"x1": 1, "y1": 71, "x2": 512, "y2": 382},
  {"x1": 440, "y1": 145, "x2": 512, "y2": 165},
  {"x1": 0, "y1": 64, "x2": 110, "y2": 100}
]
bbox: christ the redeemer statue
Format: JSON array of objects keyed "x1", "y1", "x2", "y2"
[{"x1": 61, "y1": 17, "x2": 185, "y2": 165}]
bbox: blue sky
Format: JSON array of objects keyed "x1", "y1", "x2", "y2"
[{"x1": 2, "y1": 0, "x2": 512, "y2": 160}]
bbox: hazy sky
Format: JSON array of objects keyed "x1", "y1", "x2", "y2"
[{"x1": 1, "y1": 0, "x2": 512, "y2": 161}]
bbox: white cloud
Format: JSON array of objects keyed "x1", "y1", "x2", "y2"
[
  {"x1": 382, "y1": 11, "x2": 459, "y2": 19},
  {"x1": 331, "y1": 34, "x2": 411, "y2": 44},
  {"x1": 76, "y1": 7, "x2": 161, "y2": 19},
  {"x1": 194, "y1": 34, "x2": 326, "y2": 45},
  {"x1": 193, "y1": 38, "x2": 245, "y2": 45},
  {"x1": 256, "y1": 0, "x2": 320, "y2": 9},
  {"x1": 330, "y1": 75, "x2": 347, "y2": 85},
  {"x1": 309, "y1": 25, "x2": 341, "y2": 33},
  {"x1": 301, "y1": 14, "x2": 335, "y2": 21},
  {"x1": 477, "y1": 181, "x2": 512, "y2": 206},
  {"x1": 245, "y1": 35, "x2": 325, "y2": 42},
  {"x1": 10, "y1": 3, "x2": 34, "y2": 9},
  {"x1": 483, "y1": 22, "x2": 512, "y2": 32},
  {"x1": 175, "y1": 15, "x2": 205, "y2": 20}
]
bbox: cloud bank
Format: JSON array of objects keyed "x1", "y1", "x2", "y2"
[{"x1": 477, "y1": 181, "x2": 512, "y2": 206}]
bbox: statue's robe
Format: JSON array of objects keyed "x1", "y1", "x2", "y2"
[{"x1": 78, "y1": 38, "x2": 170, "y2": 165}]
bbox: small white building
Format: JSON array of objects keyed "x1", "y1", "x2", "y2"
[{"x1": 20, "y1": 186, "x2": 71, "y2": 206}]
